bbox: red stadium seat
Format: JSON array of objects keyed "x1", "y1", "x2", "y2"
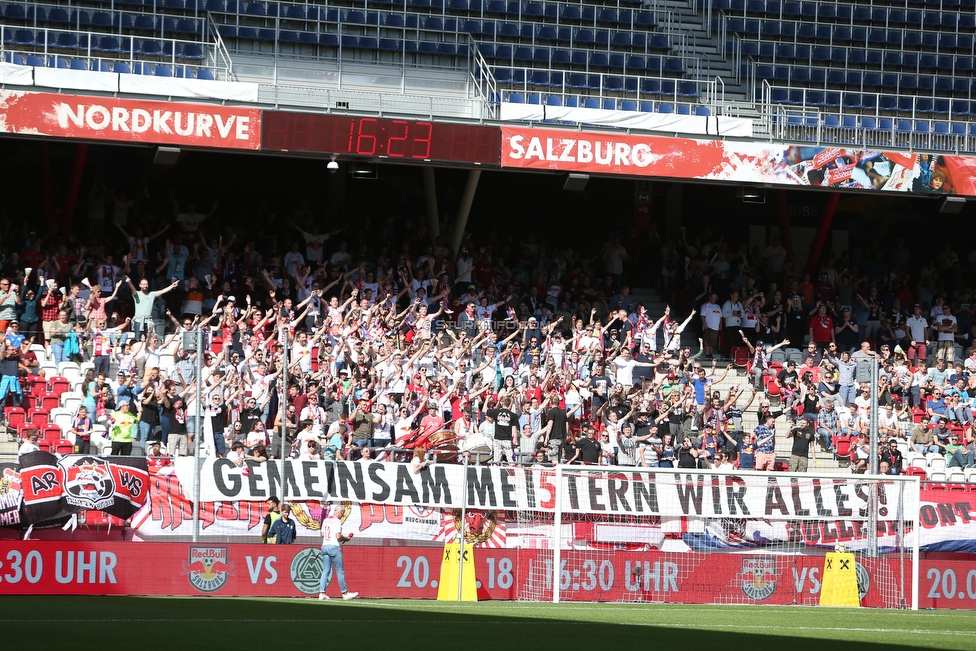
[
  {"x1": 27, "y1": 408, "x2": 49, "y2": 427},
  {"x1": 834, "y1": 434, "x2": 851, "y2": 459},
  {"x1": 41, "y1": 424, "x2": 62, "y2": 448},
  {"x1": 48, "y1": 376, "x2": 70, "y2": 398},
  {"x1": 5, "y1": 406, "x2": 25, "y2": 430},
  {"x1": 55, "y1": 440, "x2": 74, "y2": 455},
  {"x1": 731, "y1": 345, "x2": 749, "y2": 368},
  {"x1": 40, "y1": 393, "x2": 60, "y2": 411}
]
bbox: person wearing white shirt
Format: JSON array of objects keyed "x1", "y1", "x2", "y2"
[
  {"x1": 722, "y1": 291, "x2": 744, "y2": 354},
  {"x1": 932, "y1": 305, "x2": 958, "y2": 362},
  {"x1": 700, "y1": 294, "x2": 722, "y2": 358},
  {"x1": 905, "y1": 304, "x2": 929, "y2": 366}
]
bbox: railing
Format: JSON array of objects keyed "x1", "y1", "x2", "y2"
[
  {"x1": 760, "y1": 78, "x2": 976, "y2": 122},
  {"x1": 761, "y1": 88, "x2": 976, "y2": 154},
  {"x1": 0, "y1": 0, "x2": 209, "y2": 34},
  {"x1": 471, "y1": 40, "x2": 497, "y2": 118},
  {"x1": 492, "y1": 64, "x2": 727, "y2": 112},
  {"x1": 205, "y1": 12, "x2": 234, "y2": 79},
  {"x1": 0, "y1": 22, "x2": 226, "y2": 75}
]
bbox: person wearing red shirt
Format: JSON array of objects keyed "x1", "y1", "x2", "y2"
[{"x1": 808, "y1": 304, "x2": 835, "y2": 353}]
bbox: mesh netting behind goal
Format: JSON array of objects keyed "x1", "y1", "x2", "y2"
[{"x1": 514, "y1": 467, "x2": 919, "y2": 607}]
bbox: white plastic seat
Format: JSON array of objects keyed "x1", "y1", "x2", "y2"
[
  {"x1": 947, "y1": 471, "x2": 966, "y2": 484},
  {"x1": 929, "y1": 471, "x2": 947, "y2": 482},
  {"x1": 39, "y1": 364, "x2": 58, "y2": 378},
  {"x1": 965, "y1": 469, "x2": 976, "y2": 482},
  {"x1": 927, "y1": 455, "x2": 947, "y2": 473}
]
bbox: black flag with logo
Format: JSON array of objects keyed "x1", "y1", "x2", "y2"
[{"x1": 18, "y1": 452, "x2": 150, "y2": 525}]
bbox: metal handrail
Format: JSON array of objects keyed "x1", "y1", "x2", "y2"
[{"x1": 0, "y1": 21, "x2": 224, "y2": 76}]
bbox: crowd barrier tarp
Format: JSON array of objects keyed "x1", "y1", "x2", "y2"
[
  {"x1": 117, "y1": 75, "x2": 261, "y2": 103},
  {"x1": 500, "y1": 126, "x2": 975, "y2": 196},
  {"x1": 33, "y1": 67, "x2": 118, "y2": 93},
  {"x1": 0, "y1": 453, "x2": 149, "y2": 527},
  {"x1": 0, "y1": 89, "x2": 262, "y2": 150},
  {"x1": 498, "y1": 102, "x2": 755, "y2": 138},
  {"x1": 0, "y1": 540, "x2": 924, "y2": 608}
]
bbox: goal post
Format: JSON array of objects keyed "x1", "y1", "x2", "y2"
[{"x1": 528, "y1": 466, "x2": 921, "y2": 609}]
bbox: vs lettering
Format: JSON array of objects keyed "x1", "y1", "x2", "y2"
[
  {"x1": 246, "y1": 556, "x2": 278, "y2": 584},
  {"x1": 793, "y1": 567, "x2": 821, "y2": 594}
]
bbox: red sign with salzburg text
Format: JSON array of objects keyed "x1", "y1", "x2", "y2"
[
  {"x1": 499, "y1": 125, "x2": 976, "y2": 196},
  {"x1": 0, "y1": 90, "x2": 261, "y2": 149}
]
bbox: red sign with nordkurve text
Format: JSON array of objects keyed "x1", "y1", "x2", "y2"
[{"x1": 0, "y1": 90, "x2": 261, "y2": 149}]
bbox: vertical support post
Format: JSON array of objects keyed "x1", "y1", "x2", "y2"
[
  {"x1": 191, "y1": 328, "x2": 203, "y2": 543},
  {"x1": 450, "y1": 169, "x2": 481, "y2": 255},
  {"x1": 60, "y1": 144, "x2": 88, "y2": 234},
  {"x1": 803, "y1": 191, "x2": 839, "y2": 276},
  {"x1": 775, "y1": 189, "x2": 794, "y2": 254},
  {"x1": 280, "y1": 324, "x2": 289, "y2": 462},
  {"x1": 38, "y1": 142, "x2": 54, "y2": 229},
  {"x1": 552, "y1": 463, "x2": 563, "y2": 603},
  {"x1": 868, "y1": 358, "x2": 879, "y2": 558},
  {"x1": 911, "y1": 477, "x2": 920, "y2": 610},
  {"x1": 457, "y1": 454, "x2": 469, "y2": 602},
  {"x1": 423, "y1": 167, "x2": 440, "y2": 243}
]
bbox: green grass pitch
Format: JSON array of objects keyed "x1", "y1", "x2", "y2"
[{"x1": 2, "y1": 597, "x2": 973, "y2": 651}]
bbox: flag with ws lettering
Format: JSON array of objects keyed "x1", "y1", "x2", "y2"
[{"x1": 18, "y1": 452, "x2": 150, "y2": 525}]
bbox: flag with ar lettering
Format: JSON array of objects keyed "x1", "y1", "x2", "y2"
[{"x1": 18, "y1": 452, "x2": 150, "y2": 525}]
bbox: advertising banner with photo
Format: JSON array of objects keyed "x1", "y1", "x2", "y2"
[
  {"x1": 500, "y1": 126, "x2": 976, "y2": 196},
  {"x1": 0, "y1": 90, "x2": 262, "y2": 150},
  {"x1": 0, "y1": 453, "x2": 148, "y2": 527}
]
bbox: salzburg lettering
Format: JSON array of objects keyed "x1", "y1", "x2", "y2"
[
  {"x1": 53, "y1": 103, "x2": 252, "y2": 141},
  {"x1": 506, "y1": 135, "x2": 657, "y2": 167}
]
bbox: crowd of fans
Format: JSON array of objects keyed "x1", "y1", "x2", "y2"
[{"x1": 5, "y1": 181, "x2": 976, "y2": 476}]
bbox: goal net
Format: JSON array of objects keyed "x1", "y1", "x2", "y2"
[{"x1": 517, "y1": 466, "x2": 920, "y2": 608}]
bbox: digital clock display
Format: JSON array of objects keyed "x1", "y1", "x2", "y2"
[{"x1": 261, "y1": 112, "x2": 500, "y2": 165}]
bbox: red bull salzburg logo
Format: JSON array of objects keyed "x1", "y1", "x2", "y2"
[
  {"x1": 61, "y1": 456, "x2": 115, "y2": 511},
  {"x1": 183, "y1": 546, "x2": 233, "y2": 592},
  {"x1": 740, "y1": 557, "x2": 777, "y2": 600}
]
